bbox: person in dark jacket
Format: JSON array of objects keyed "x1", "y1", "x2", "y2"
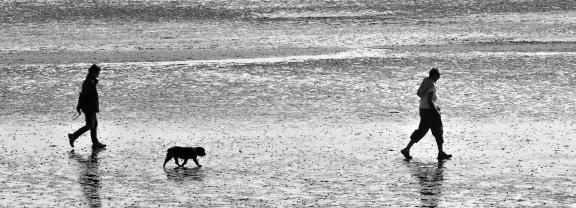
[{"x1": 68, "y1": 64, "x2": 106, "y2": 149}]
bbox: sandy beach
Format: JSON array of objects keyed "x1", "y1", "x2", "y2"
[
  {"x1": 2, "y1": 46, "x2": 576, "y2": 206},
  {"x1": 0, "y1": 118, "x2": 574, "y2": 207},
  {"x1": 2, "y1": 0, "x2": 576, "y2": 207}
]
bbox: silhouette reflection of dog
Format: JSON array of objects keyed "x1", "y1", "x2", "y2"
[
  {"x1": 164, "y1": 167, "x2": 204, "y2": 182},
  {"x1": 69, "y1": 148, "x2": 105, "y2": 208},
  {"x1": 407, "y1": 160, "x2": 445, "y2": 208}
]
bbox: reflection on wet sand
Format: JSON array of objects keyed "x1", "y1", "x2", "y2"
[
  {"x1": 164, "y1": 167, "x2": 204, "y2": 182},
  {"x1": 69, "y1": 149, "x2": 104, "y2": 208},
  {"x1": 407, "y1": 160, "x2": 445, "y2": 208}
]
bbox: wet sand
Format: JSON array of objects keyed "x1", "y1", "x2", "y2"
[
  {"x1": 0, "y1": 119, "x2": 574, "y2": 207},
  {"x1": 2, "y1": 2, "x2": 576, "y2": 206},
  {"x1": 2, "y1": 42, "x2": 576, "y2": 207}
]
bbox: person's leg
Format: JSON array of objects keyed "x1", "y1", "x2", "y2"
[
  {"x1": 90, "y1": 114, "x2": 98, "y2": 144},
  {"x1": 406, "y1": 109, "x2": 431, "y2": 150},
  {"x1": 430, "y1": 120, "x2": 444, "y2": 153},
  {"x1": 89, "y1": 114, "x2": 106, "y2": 148},
  {"x1": 71, "y1": 112, "x2": 96, "y2": 138},
  {"x1": 431, "y1": 115, "x2": 451, "y2": 159},
  {"x1": 69, "y1": 112, "x2": 96, "y2": 147},
  {"x1": 403, "y1": 109, "x2": 431, "y2": 159},
  {"x1": 404, "y1": 140, "x2": 416, "y2": 151}
]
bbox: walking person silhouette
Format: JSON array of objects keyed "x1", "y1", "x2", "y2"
[
  {"x1": 68, "y1": 64, "x2": 106, "y2": 149},
  {"x1": 401, "y1": 68, "x2": 451, "y2": 160}
]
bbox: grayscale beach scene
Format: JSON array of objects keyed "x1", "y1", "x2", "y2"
[{"x1": 1, "y1": 0, "x2": 575, "y2": 207}]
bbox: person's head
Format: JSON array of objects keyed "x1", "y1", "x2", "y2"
[
  {"x1": 87, "y1": 64, "x2": 101, "y2": 79},
  {"x1": 429, "y1": 68, "x2": 440, "y2": 82}
]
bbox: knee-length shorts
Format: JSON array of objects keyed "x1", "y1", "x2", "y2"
[{"x1": 410, "y1": 108, "x2": 443, "y2": 144}]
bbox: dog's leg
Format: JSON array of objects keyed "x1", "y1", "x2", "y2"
[
  {"x1": 163, "y1": 151, "x2": 173, "y2": 167},
  {"x1": 174, "y1": 157, "x2": 181, "y2": 166},
  {"x1": 193, "y1": 158, "x2": 201, "y2": 167},
  {"x1": 181, "y1": 159, "x2": 188, "y2": 167}
]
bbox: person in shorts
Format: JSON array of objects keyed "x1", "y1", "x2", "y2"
[{"x1": 401, "y1": 68, "x2": 452, "y2": 160}]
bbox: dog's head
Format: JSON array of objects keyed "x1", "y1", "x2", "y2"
[{"x1": 195, "y1": 147, "x2": 206, "y2": 157}]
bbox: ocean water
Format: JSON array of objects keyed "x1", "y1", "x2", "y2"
[
  {"x1": 2, "y1": 0, "x2": 576, "y2": 52},
  {"x1": 1, "y1": 0, "x2": 576, "y2": 207}
]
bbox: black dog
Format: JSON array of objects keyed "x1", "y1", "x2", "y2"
[{"x1": 163, "y1": 146, "x2": 206, "y2": 168}]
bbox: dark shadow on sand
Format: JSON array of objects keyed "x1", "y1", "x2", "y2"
[
  {"x1": 69, "y1": 148, "x2": 105, "y2": 208},
  {"x1": 406, "y1": 160, "x2": 445, "y2": 208},
  {"x1": 164, "y1": 167, "x2": 204, "y2": 182}
]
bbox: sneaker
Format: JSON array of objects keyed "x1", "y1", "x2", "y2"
[
  {"x1": 68, "y1": 134, "x2": 75, "y2": 148},
  {"x1": 92, "y1": 143, "x2": 107, "y2": 149},
  {"x1": 437, "y1": 152, "x2": 452, "y2": 160},
  {"x1": 401, "y1": 148, "x2": 413, "y2": 160}
]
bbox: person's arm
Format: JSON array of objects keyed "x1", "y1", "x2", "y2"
[
  {"x1": 427, "y1": 90, "x2": 440, "y2": 116},
  {"x1": 76, "y1": 83, "x2": 84, "y2": 115},
  {"x1": 76, "y1": 98, "x2": 82, "y2": 115},
  {"x1": 76, "y1": 80, "x2": 93, "y2": 114}
]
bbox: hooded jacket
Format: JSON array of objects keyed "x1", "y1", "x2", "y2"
[{"x1": 77, "y1": 77, "x2": 99, "y2": 113}]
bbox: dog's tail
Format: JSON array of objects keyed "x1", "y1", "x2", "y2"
[{"x1": 163, "y1": 149, "x2": 173, "y2": 167}]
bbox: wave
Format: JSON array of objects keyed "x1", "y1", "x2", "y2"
[
  {"x1": 100, "y1": 49, "x2": 384, "y2": 67},
  {"x1": 98, "y1": 48, "x2": 576, "y2": 67}
]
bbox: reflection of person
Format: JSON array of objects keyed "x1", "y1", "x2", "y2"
[
  {"x1": 68, "y1": 64, "x2": 106, "y2": 149},
  {"x1": 401, "y1": 68, "x2": 451, "y2": 160},
  {"x1": 69, "y1": 148, "x2": 104, "y2": 208},
  {"x1": 409, "y1": 161, "x2": 445, "y2": 208}
]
